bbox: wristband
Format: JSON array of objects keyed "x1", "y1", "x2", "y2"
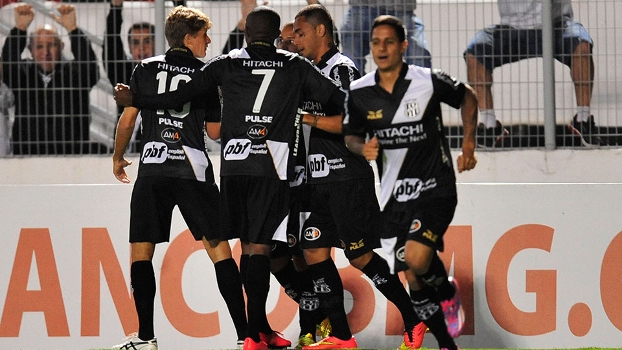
[{"x1": 312, "y1": 115, "x2": 319, "y2": 128}]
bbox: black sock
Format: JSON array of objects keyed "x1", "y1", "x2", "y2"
[
  {"x1": 410, "y1": 285, "x2": 456, "y2": 349},
  {"x1": 308, "y1": 259, "x2": 351, "y2": 340},
  {"x1": 131, "y1": 260, "x2": 156, "y2": 341},
  {"x1": 239, "y1": 254, "x2": 249, "y2": 286},
  {"x1": 215, "y1": 258, "x2": 248, "y2": 341},
  {"x1": 272, "y1": 258, "x2": 301, "y2": 303},
  {"x1": 245, "y1": 255, "x2": 272, "y2": 341},
  {"x1": 361, "y1": 252, "x2": 419, "y2": 328},
  {"x1": 418, "y1": 254, "x2": 455, "y2": 301},
  {"x1": 297, "y1": 269, "x2": 323, "y2": 337}
]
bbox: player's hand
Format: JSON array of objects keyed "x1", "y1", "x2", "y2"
[
  {"x1": 14, "y1": 4, "x2": 34, "y2": 31},
  {"x1": 53, "y1": 4, "x2": 77, "y2": 32},
  {"x1": 114, "y1": 83, "x2": 133, "y2": 107},
  {"x1": 113, "y1": 158, "x2": 132, "y2": 183},
  {"x1": 362, "y1": 136, "x2": 379, "y2": 161},
  {"x1": 456, "y1": 149, "x2": 476, "y2": 173}
]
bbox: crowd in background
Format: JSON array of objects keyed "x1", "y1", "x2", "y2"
[{"x1": 0, "y1": 0, "x2": 611, "y2": 156}]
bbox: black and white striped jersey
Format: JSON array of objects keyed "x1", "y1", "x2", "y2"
[
  {"x1": 343, "y1": 63, "x2": 465, "y2": 210},
  {"x1": 207, "y1": 44, "x2": 344, "y2": 180},
  {"x1": 130, "y1": 47, "x2": 217, "y2": 183},
  {"x1": 303, "y1": 46, "x2": 375, "y2": 184}
]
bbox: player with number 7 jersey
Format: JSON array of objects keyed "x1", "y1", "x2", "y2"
[{"x1": 130, "y1": 26, "x2": 344, "y2": 184}]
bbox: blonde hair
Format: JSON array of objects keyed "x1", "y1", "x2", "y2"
[{"x1": 165, "y1": 6, "x2": 212, "y2": 48}]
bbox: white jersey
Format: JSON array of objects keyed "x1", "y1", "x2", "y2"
[{"x1": 498, "y1": 0, "x2": 574, "y2": 29}]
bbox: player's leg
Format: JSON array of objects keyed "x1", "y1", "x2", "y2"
[
  {"x1": 112, "y1": 242, "x2": 159, "y2": 350},
  {"x1": 402, "y1": 197, "x2": 462, "y2": 350},
  {"x1": 130, "y1": 242, "x2": 157, "y2": 342},
  {"x1": 334, "y1": 178, "x2": 424, "y2": 349},
  {"x1": 242, "y1": 177, "x2": 292, "y2": 350},
  {"x1": 404, "y1": 242, "x2": 458, "y2": 350},
  {"x1": 180, "y1": 178, "x2": 248, "y2": 345},
  {"x1": 203, "y1": 238, "x2": 247, "y2": 344},
  {"x1": 113, "y1": 177, "x2": 174, "y2": 350},
  {"x1": 302, "y1": 247, "x2": 357, "y2": 349},
  {"x1": 244, "y1": 242, "x2": 275, "y2": 349}
]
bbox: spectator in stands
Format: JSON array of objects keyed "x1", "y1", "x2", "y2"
[
  {"x1": 104, "y1": 0, "x2": 154, "y2": 152},
  {"x1": 464, "y1": 0, "x2": 605, "y2": 147},
  {"x1": 339, "y1": 1, "x2": 431, "y2": 73},
  {"x1": 2, "y1": 3, "x2": 99, "y2": 155},
  {"x1": 0, "y1": 57, "x2": 15, "y2": 156},
  {"x1": 222, "y1": 0, "x2": 328, "y2": 54},
  {"x1": 104, "y1": 0, "x2": 154, "y2": 88},
  {"x1": 221, "y1": 0, "x2": 265, "y2": 54}
]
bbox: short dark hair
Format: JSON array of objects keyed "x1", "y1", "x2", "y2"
[
  {"x1": 165, "y1": 6, "x2": 212, "y2": 48},
  {"x1": 128, "y1": 22, "x2": 155, "y2": 43},
  {"x1": 246, "y1": 6, "x2": 281, "y2": 42},
  {"x1": 371, "y1": 15, "x2": 407, "y2": 43},
  {"x1": 295, "y1": 4, "x2": 335, "y2": 44}
]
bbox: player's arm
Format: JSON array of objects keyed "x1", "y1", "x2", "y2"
[
  {"x1": 204, "y1": 84, "x2": 222, "y2": 140},
  {"x1": 112, "y1": 106, "x2": 139, "y2": 183},
  {"x1": 342, "y1": 89, "x2": 377, "y2": 160},
  {"x1": 302, "y1": 112, "x2": 342, "y2": 134},
  {"x1": 345, "y1": 135, "x2": 378, "y2": 161},
  {"x1": 206, "y1": 122, "x2": 221, "y2": 140},
  {"x1": 431, "y1": 68, "x2": 478, "y2": 173}
]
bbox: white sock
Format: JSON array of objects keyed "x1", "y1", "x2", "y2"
[
  {"x1": 576, "y1": 106, "x2": 591, "y2": 122},
  {"x1": 480, "y1": 109, "x2": 497, "y2": 128}
]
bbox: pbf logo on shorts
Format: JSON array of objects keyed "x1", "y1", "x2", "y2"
[
  {"x1": 409, "y1": 219, "x2": 422, "y2": 233},
  {"x1": 393, "y1": 178, "x2": 437, "y2": 202},
  {"x1": 224, "y1": 139, "x2": 252, "y2": 160},
  {"x1": 308, "y1": 154, "x2": 329, "y2": 178},
  {"x1": 393, "y1": 178, "x2": 423, "y2": 202},
  {"x1": 247, "y1": 125, "x2": 268, "y2": 139},
  {"x1": 142, "y1": 141, "x2": 168, "y2": 163},
  {"x1": 304, "y1": 227, "x2": 321, "y2": 241}
]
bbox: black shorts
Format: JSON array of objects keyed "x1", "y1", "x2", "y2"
[
  {"x1": 129, "y1": 176, "x2": 221, "y2": 244},
  {"x1": 300, "y1": 177, "x2": 381, "y2": 260},
  {"x1": 271, "y1": 184, "x2": 309, "y2": 259},
  {"x1": 220, "y1": 175, "x2": 290, "y2": 245},
  {"x1": 381, "y1": 196, "x2": 457, "y2": 273}
]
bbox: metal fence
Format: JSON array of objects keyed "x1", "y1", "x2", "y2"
[{"x1": 0, "y1": 0, "x2": 619, "y2": 156}]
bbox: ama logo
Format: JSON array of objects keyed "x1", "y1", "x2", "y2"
[
  {"x1": 161, "y1": 128, "x2": 181, "y2": 143},
  {"x1": 247, "y1": 125, "x2": 268, "y2": 139}
]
